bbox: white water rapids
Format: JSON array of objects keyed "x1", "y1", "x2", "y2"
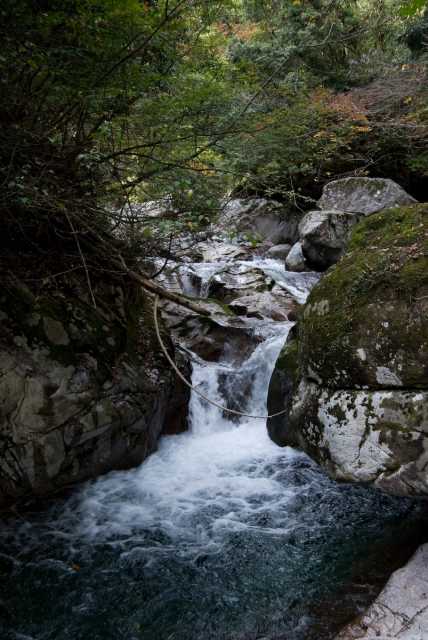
[{"x1": 0, "y1": 264, "x2": 426, "y2": 640}]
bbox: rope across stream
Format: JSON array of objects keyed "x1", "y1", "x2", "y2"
[{"x1": 154, "y1": 295, "x2": 289, "y2": 420}]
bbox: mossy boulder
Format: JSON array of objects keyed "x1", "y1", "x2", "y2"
[
  {"x1": 299, "y1": 204, "x2": 428, "y2": 389},
  {"x1": 268, "y1": 203, "x2": 428, "y2": 498}
]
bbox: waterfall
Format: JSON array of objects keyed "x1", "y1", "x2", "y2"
[{"x1": 0, "y1": 266, "x2": 425, "y2": 640}]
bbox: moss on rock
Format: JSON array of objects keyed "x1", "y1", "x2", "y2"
[{"x1": 297, "y1": 203, "x2": 428, "y2": 389}]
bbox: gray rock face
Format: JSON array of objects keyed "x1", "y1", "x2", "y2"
[
  {"x1": 193, "y1": 242, "x2": 249, "y2": 263},
  {"x1": 336, "y1": 544, "x2": 428, "y2": 639},
  {"x1": 227, "y1": 289, "x2": 298, "y2": 322},
  {"x1": 0, "y1": 280, "x2": 190, "y2": 503},
  {"x1": 299, "y1": 210, "x2": 365, "y2": 270},
  {"x1": 288, "y1": 379, "x2": 428, "y2": 497},
  {"x1": 216, "y1": 198, "x2": 303, "y2": 245},
  {"x1": 285, "y1": 242, "x2": 306, "y2": 272},
  {"x1": 267, "y1": 244, "x2": 292, "y2": 260},
  {"x1": 318, "y1": 177, "x2": 417, "y2": 216}
]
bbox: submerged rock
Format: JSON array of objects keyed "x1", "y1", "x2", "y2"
[
  {"x1": 299, "y1": 210, "x2": 365, "y2": 270},
  {"x1": 0, "y1": 278, "x2": 190, "y2": 503},
  {"x1": 268, "y1": 203, "x2": 428, "y2": 498},
  {"x1": 285, "y1": 242, "x2": 306, "y2": 272},
  {"x1": 318, "y1": 177, "x2": 416, "y2": 216}
]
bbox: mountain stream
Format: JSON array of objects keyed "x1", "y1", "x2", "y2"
[{"x1": 0, "y1": 258, "x2": 427, "y2": 640}]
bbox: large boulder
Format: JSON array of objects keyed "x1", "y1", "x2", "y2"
[
  {"x1": 0, "y1": 277, "x2": 190, "y2": 503},
  {"x1": 299, "y1": 210, "x2": 365, "y2": 270},
  {"x1": 216, "y1": 198, "x2": 303, "y2": 245},
  {"x1": 268, "y1": 203, "x2": 428, "y2": 498},
  {"x1": 318, "y1": 177, "x2": 416, "y2": 216}
]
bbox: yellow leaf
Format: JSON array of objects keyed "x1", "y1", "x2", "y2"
[
  {"x1": 71, "y1": 563, "x2": 80, "y2": 571},
  {"x1": 136, "y1": 623, "x2": 141, "y2": 630}
]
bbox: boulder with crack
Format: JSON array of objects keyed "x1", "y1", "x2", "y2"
[
  {"x1": 214, "y1": 198, "x2": 303, "y2": 245},
  {"x1": 268, "y1": 203, "x2": 428, "y2": 498},
  {"x1": 206, "y1": 263, "x2": 276, "y2": 304}
]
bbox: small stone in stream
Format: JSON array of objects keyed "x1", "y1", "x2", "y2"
[
  {"x1": 267, "y1": 244, "x2": 292, "y2": 260},
  {"x1": 285, "y1": 242, "x2": 305, "y2": 272},
  {"x1": 287, "y1": 310, "x2": 298, "y2": 321}
]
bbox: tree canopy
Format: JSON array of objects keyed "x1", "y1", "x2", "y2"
[{"x1": 1, "y1": 0, "x2": 427, "y2": 290}]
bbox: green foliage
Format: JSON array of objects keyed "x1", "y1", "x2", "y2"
[
  {"x1": 400, "y1": 0, "x2": 428, "y2": 17},
  {"x1": 1, "y1": 0, "x2": 427, "y2": 284}
]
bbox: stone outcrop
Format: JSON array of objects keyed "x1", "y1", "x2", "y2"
[
  {"x1": 268, "y1": 203, "x2": 428, "y2": 498},
  {"x1": 299, "y1": 210, "x2": 365, "y2": 270},
  {"x1": 215, "y1": 198, "x2": 303, "y2": 245},
  {"x1": 336, "y1": 544, "x2": 428, "y2": 639},
  {"x1": 0, "y1": 277, "x2": 190, "y2": 503},
  {"x1": 318, "y1": 177, "x2": 417, "y2": 215}
]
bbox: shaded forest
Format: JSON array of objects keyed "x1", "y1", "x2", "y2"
[{"x1": 1, "y1": 0, "x2": 428, "y2": 291}]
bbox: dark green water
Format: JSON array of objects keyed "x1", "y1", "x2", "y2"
[{"x1": 0, "y1": 328, "x2": 426, "y2": 640}]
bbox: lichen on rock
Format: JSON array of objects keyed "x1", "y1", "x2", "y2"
[{"x1": 268, "y1": 203, "x2": 428, "y2": 498}]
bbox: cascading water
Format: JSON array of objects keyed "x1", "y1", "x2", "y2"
[{"x1": 0, "y1": 266, "x2": 427, "y2": 640}]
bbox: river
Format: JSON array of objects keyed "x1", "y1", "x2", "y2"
[{"x1": 0, "y1": 261, "x2": 427, "y2": 640}]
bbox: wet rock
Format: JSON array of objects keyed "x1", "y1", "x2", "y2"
[
  {"x1": 267, "y1": 244, "x2": 292, "y2": 260},
  {"x1": 228, "y1": 291, "x2": 297, "y2": 322},
  {"x1": 0, "y1": 279, "x2": 190, "y2": 503},
  {"x1": 215, "y1": 198, "x2": 303, "y2": 245},
  {"x1": 161, "y1": 304, "x2": 263, "y2": 366},
  {"x1": 336, "y1": 544, "x2": 428, "y2": 639},
  {"x1": 318, "y1": 177, "x2": 416, "y2": 216},
  {"x1": 266, "y1": 326, "x2": 299, "y2": 447},
  {"x1": 272, "y1": 203, "x2": 428, "y2": 498},
  {"x1": 285, "y1": 242, "x2": 306, "y2": 272},
  {"x1": 299, "y1": 210, "x2": 365, "y2": 270},
  {"x1": 207, "y1": 264, "x2": 275, "y2": 304},
  {"x1": 193, "y1": 242, "x2": 249, "y2": 263}
]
